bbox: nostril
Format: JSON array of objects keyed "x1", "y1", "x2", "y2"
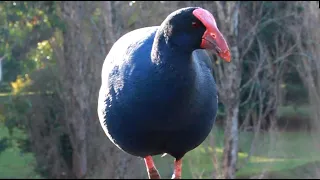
[{"x1": 210, "y1": 33, "x2": 216, "y2": 38}]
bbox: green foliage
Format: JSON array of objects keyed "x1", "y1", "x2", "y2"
[
  {"x1": 0, "y1": 137, "x2": 9, "y2": 154},
  {"x1": 0, "y1": 1, "x2": 66, "y2": 178},
  {"x1": 2, "y1": 95, "x2": 32, "y2": 134},
  {"x1": 0, "y1": 0, "x2": 62, "y2": 135},
  {"x1": 285, "y1": 70, "x2": 308, "y2": 104},
  {"x1": 0, "y1": 1, "x2": 61, "y2": 87}
]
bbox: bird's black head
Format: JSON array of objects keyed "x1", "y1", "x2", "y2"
[
  {"x1": 161, "y1": 7, "x2": 206, "y2": 52},
  {"x1": 157, "y1": 7, "x2": 231, "y2": 62}
]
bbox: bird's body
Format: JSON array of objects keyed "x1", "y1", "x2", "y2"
[
  {"x1": 98, "y1": 7, "x2": 231, "y2": 179},
  {"x1": 98, "y1": 26, "x2": 218, "y2": 160}
]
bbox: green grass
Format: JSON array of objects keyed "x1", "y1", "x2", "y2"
[
  {"x1": 152, "y1": 126, "x2": 320, "y2": 179},
  {"x1": 0, "y1": 125, "x2": 42, "y2": 179},
  {"x1": 0, "y1": 117, "x2": 319, "y2": 179}
]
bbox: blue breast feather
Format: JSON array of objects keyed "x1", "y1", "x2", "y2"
[{"x1": 98, "y1": 27, "x2": 218, "y2": 159}]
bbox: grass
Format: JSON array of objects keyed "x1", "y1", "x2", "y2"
[
  {"x1": 152, "y1": 126, "x2": 320, "y2": 179},
  {"x1": 0, "y1": 116, "x2": 319, "y2": 178},
  {"x1": 0, "y1": 125, "x2": 42, "y2": 179}
]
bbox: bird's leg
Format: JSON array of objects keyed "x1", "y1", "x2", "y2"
[
  {"x1": 171, "y1": 158, "x2": 182, "y2": 179},
  {"x1": 144, "y1": 156, "x2": 161, "y2": 179}
]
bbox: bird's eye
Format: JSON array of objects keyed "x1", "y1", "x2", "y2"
[{"x1": 192, "y1": 22, "x2": 200, "y2": 28}]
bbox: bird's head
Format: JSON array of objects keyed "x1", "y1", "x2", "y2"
[{"x1": 160, "y1": 7, "x2": 231, "y2": 62}]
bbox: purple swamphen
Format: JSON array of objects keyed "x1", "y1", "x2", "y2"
[{"x1": 98, "y1": 7, "x2": 231, "y2": 179}]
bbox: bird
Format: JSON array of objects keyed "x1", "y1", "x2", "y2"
[{"x1": 97, "y1": 7, "x2": 231, "y2": 179}]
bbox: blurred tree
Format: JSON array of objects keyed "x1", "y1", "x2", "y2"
[
  {"x1": 292, "y1": 1, "x2": 320, "y2": 131},
  {"x1": 55, "y1": 1, "x2": 144, "y2": 178}
]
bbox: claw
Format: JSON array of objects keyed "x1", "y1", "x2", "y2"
[{"x1": 171, "y1": 174, "x2": 181, "y2": 179}]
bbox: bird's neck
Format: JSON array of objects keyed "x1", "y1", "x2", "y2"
[{"x1": 151, "y1": 30, "x2": 192, "y2": 65}]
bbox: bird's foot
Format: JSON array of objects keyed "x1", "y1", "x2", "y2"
[
  {"x1": 144, "y1": 156, "x2": 161, "y2": 179},
  {"x1": 171, "y1": 158, "x2": 182, "y2": 179}
]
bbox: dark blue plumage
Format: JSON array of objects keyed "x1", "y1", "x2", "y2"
[{"x1": 98, "y1": 7, "x2": 231, "y2": 179}]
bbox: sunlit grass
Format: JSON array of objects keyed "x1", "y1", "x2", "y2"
[
  {"x1": 0, "y1": 103, "x2": 319, "y2": 179},
  {"x1": 153, "y1": 126, "x2": 320, "y2": 179},
  {"x1": 0, "y1": 125, "x2": 42, "y2": 179}
]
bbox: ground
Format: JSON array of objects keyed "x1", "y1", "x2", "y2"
[
  {"x1": 0, "y1": 124, "x2": 319, "y2": 179},
  {"x1": 152, "y1": 126, "x2": 320, "y2": 179}
]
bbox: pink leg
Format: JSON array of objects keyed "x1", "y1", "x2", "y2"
[
  {"x1": 144, "y1": 156, "x2": 161, "y2": 179},
  {"x1": 171, "y1": 159, "x2": 182, "y2": 179}
]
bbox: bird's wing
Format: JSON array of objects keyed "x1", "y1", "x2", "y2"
[{"x1": 101, "y1": 26, "x2": 158, "y2": 82}]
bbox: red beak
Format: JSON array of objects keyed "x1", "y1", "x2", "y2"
[{"x1": 193, "y1": 8, "x2": 231, "y2": 62}]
